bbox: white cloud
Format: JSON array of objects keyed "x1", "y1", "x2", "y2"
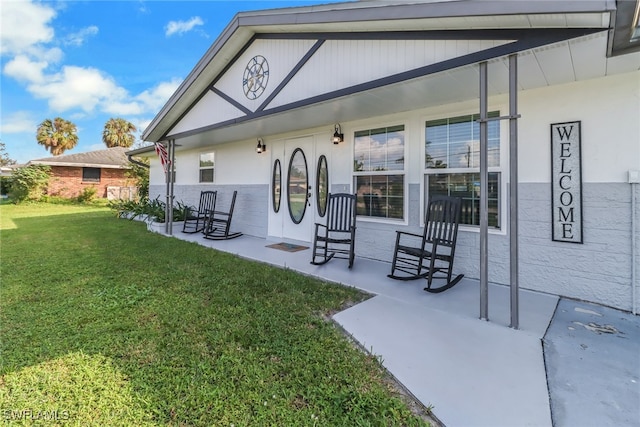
[
  {"x1": 3, "y1": 55, "x2": 48, "y2": 83},
  {"x1": 1, "y1": 1, "x2": 181, "y2": 126},
  {"x1": 165, "y1": 16, "x2": 204, "y2": 37},
  {"x1": 28, "y1": 65, "x2": 127, "y2": 113},
  {"x1": 135, "y1": 78, "x2": 182, "y2": 111},
  {"x1": 136, "y1": 118, "x2": 153, "y2": 133},
  {"x1": 64, "y1": 26, "x2": 99, "y2": 46},
  {"x1": 0, "y1": 0, "x2": 56, "y2": 56},
  {"x1": 0, "y1": 111, "x2": 38, "y2": 134}
]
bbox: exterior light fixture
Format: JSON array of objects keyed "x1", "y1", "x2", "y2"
[
  {"x1": 332, "y1": 124, "x2": 344, "y2": 144},
  {"x1": 256, "y1": 138, "x2": 266, "y2": 153}
]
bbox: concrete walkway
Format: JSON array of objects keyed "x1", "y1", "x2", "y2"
[{"x1": 154, "y1": 227, "x2": 640, "y2": 426}]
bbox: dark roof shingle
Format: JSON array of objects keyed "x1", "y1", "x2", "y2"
[{"x1": 28, "y1": 147, "x2": 131, "y2": 169}]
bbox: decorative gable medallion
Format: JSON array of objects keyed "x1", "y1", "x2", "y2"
[{"x1": 242, "y1": 55, "x2": 269, "y2": 100}]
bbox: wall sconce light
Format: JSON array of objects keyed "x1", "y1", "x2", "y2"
[
  {"x1": 332, "y1": 124, "x2": 344, "y2": 144},
  {"x1": 256, "y1": 138, "x2": 266, "y2": 153}
]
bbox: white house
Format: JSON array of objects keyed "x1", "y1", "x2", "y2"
[{"x1": 130, "y1": 0, "x2": 640, "y2": 313}]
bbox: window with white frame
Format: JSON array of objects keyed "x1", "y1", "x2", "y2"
[
  {"x1": 353, "y1": 125, "x2": 405, "y2": 220},
  {"x1": 424, "y1": 112, "x2": 501, "y2": 228},
  {"x1": 199, "y1": 152, "x2": 214, "y2": 183}
]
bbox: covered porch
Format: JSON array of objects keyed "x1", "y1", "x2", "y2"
[{"x1": 149, "y1": 227, "x2": 639, "y2": 426}]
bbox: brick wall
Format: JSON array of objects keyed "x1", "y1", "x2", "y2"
[{"x1": 48, "y1": 166, "x2": 133, "y2": 198}]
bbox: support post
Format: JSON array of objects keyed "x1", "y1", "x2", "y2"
[
  {"x1": 509, "y1": 54, "x2": 519, "y2": 329},
  {"x1": 167, "y1": 139, "x2": 175, "y2": 235},
  {"x1": 164, "y1": 141, "x2": 171, "y2": 235},
  {"x1": 479, "y1": 61, "x2": 489, "y2": 321}
]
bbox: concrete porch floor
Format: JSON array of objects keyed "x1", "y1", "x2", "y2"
[{"x1": 157, "y1": 227, "x2": 640, "y2": 427}]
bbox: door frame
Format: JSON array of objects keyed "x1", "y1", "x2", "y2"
[{"x1": 267, "y1": 133, "x2": 330, "y2": 242}]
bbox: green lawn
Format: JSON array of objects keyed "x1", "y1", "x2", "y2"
[{"x1": 0, "y1": 203, "x2": 430, "y2": 426}]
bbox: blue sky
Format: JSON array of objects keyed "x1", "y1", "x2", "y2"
[{"x1": 0, "y1": 0, "x2": 344, "y2": 164}]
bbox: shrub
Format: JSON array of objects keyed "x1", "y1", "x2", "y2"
[
  {"x1": 8, "y1": 165, "x2": 51, "y2": 203},
  {"x1": 108, "y1": 197, "x2": 189, "y2": 223},
  {"x1": 125, "y1": 158, "x2": 149, "y2": 202},
  {"x1": 76, "y1": 186, "x2": 98, "y2": 203}
]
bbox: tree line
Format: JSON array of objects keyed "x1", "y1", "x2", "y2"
[{"x1": 36, "y1": 117, "x2": 138, "y2": 156}]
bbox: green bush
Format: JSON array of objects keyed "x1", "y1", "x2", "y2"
[
  {"x1": 125, "y1": 158, "x2": 149, "y2": 202},
  {"x1": 108, "y1": 197, "x2": 189, "y2": 223},
  {"x1": 76, "y1": 186, "x2": 97, "y2": 203},
  {"x1": 8, "y1": 165, "x2": 51, "y2": 203}
]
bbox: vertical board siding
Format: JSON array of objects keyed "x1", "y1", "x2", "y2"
[{"x1": 270, "y1": 38, "x2": 510, "y2": 108}]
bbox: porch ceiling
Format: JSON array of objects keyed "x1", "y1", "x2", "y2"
[{"x1": 164, "y1": 30, "x2": 639, "y2": 153}]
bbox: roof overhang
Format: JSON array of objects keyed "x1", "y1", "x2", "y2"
[
  {"x1": 27, "y1": 161, "x2": 128, "y2": 169},
  {"x1": 139, "y1": 0, "x2": 638, "y2": 155}
]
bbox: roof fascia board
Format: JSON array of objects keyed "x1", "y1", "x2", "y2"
[
  {"x1": 167, "y1": 27, "x2": 601, "y2": 142},
  {"x1": 126, "y1": 146, "x2": 155, "y2": 156},
  {"x1": 29, "y1": 161, "x2": 127, "y2": 169},
  {"x1": 254, "y1": 29, "x2": 593, "y2": 41},
  {"x1": 235, "y1": 1, "x2": 614, "y2": 26}
]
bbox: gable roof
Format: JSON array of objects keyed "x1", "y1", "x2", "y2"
[
  {"x1": 139, "y1": 0, "x2": 639, "y2": 150},
  {"x1": 27, "y1": 146, "x2": 131, "y2": 169}
]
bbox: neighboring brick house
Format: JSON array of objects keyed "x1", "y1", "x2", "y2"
[{"x1": 27, "y1": 147, "x2": 136, "y2": 199}]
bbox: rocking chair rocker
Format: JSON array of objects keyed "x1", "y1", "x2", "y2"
[
  {"x1": 182, "y1": 191, "x2": 217, "y2": 233},
  {"x1": 203, "y1": 191, "x2": 242, "y2": 240},
  {"x1": 311, "y1": 193, "x2": 357, "y2": 268},
  {"x1": 388, "y1": 195, "x2": 464, "y2": 293}
]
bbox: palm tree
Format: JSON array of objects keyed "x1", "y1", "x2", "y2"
[
  {"x1": 36, "y1": 117, "x2": 79, "y2": 156},
  {"x1": 102, "y1": 118, "x2": 137, "y2": 148}
]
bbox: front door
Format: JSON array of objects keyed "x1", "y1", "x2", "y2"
[{"x1": 282, "y1": 136, "x2": 315, "y2": 242}]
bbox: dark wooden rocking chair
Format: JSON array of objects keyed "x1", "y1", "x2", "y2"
[
  {"x1": 203, "y1": 191, "x2": 242, "y2": 240},
  {"x1": 388, "y1": 195, "x2": 464, "y2": 293},
  {"x1": 182, "y1": 190, "x2": 217, "y2": 233},
  {"x1": 311, "y1": 193, "x2": 357, "y2": 268}
]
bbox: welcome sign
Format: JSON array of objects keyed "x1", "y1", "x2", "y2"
[{"x1": 551, "y1": 121, "x2": 583, "y2": 243}]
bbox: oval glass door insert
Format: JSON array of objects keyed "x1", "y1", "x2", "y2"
[
  {"x1": 272, "y1": 159, "x2": 281, "y2": 213},
  {"x1": 316, "y1": 155, "x2": 328, "y2": 217},
  {"x1": 287, "y1": 148, "x2": 308, "y2": 224}
]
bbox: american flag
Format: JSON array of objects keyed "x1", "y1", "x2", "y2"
[{"x1": 154, "y1": 142, "x2": 170, "y2": 173}]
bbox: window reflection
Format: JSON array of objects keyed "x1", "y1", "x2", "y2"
[
  {"x1": 354, "y1": 125, "x2": 404, "y2": 172},
  {"x1": 427, "y1": 172, "x2": 500, "y2": 228},
  {"x1": 316, "y1": 155, "x2": 328, "y2": 217},
  {"x1": 199, "y1": 152, "x2": 215, "y2": 183},
  {"x1": 287, "y1": 148, "x2": 308, "y2": 224},
  {"x1": 353, "y1": 125, "x2": 405, "y2": 220},
  {"x1": 426, "y1": 113, "x2": 499, "y2": 169},
  {"x1": 272, "y1": 159, "x2": 281, "y2": 213},
  {"x1": 355, "y1": 175, "x2": 404, "y2": 219}
]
